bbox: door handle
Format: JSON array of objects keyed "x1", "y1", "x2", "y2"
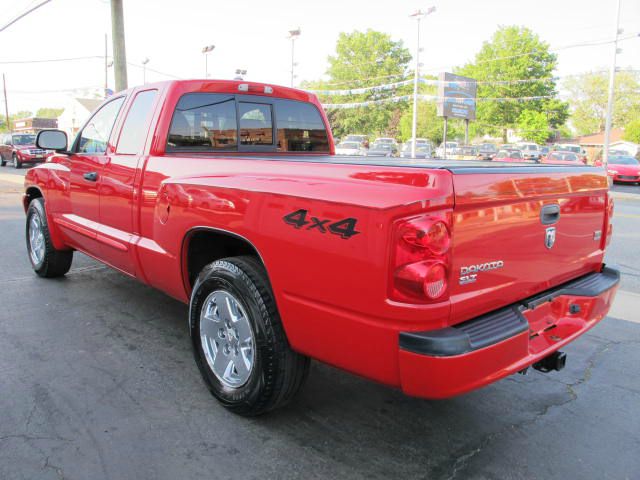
[
  {"x1": 540, "y1": 204, "x2": 560, "y2": 225},
  {"x1": 83, "y1": 172, "x2": 98, "y2": 182}
]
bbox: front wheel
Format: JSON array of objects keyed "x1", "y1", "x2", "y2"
[
  {"x1": 190, "y1": 256, "x2": 310, "y2": 416},
  {"x1": 26, "y1": 198, "x2": 73, "y2": 277},
  {"x1": 0, "y1": 154, "x2": 5, "y2": 167},
  {"x1": 13, "y1": 154, "x2": 21, "y2": 169}
]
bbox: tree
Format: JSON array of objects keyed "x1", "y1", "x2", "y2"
[
  {"x1": 624, "y1": 119, "x2": 640, "y2": 144},
  {"x1": 564, "y1": 71, "x2": 640, "y2": 135},
  {"x1": 36, "y1": 107, "x2": 64, "y2": 119},
  {"x1": 517, "y1": 110, "x2": 550, "y2": 144},
  {"x1": 303, "y1": 30, "x2": 412, "y2": 139},
  {"x1": 458, "y1": 26, "x2": 568, "y2": 141}
]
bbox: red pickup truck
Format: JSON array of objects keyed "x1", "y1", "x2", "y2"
[{"x1": 26, "y1": 80, "x2": 619, "y2": 416}]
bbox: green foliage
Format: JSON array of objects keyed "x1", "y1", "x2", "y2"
[
  {"x1": 458, "y1": 26, "x2": 567, "y2": 141},
  {"x1": 36, "y1": 107, "x2": 64, "y2": 119},
  {"x1": 304, "y1": 29, "x2": 412, "y2": 140},
  {"x1": 624, "y1": 119, "x2": 640, "y2": 144},
  {"x1": 517, "y1": 110, "x2": 550, "y2": 144},
  {"x1": 564, "y1": 71, "x2": 640, "y2": 135},
  {"x1": 398, "y1": 101, "x2": 464, "y2": 145}
]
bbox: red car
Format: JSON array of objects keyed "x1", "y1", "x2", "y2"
[
  {"x1": 25, "y1": 79, "x2": 619, "y2": 415},
  {"x1": 541, "y1": 151, "x2": 585, "y2": 165},
  {"x1": 0, "y1": 133, "x2": 52, "y2": 169},
  {"x1": 492, "y1": 149, "x2": 526, "y2": 162},
  {"x1": 599, "y1": 156, "x2": 640, "y2": 184}
]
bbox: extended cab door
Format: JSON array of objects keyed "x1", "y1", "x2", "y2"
[
  {"x1": 64, "y1": 96, "x2": 125, "y2": 254},
  {"x1": 99, "y1": 89, "x2": 159, "y2": 275}
]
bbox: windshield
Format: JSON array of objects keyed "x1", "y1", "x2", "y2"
[
  {"x1": 609, "y1": 156, "x2": 639, "y2": 165},
  {"x1": 344, "y1": 135, "x2": 364, "y2": 142},
  {"x1": 376, "y1": 138, "x2": 393, "y2": 143},
  {"x1": 372, "y1": 144, "x2": 392, "y2": 151},
  {"x1": 550, "y1": 152, "x2": 579, "y2": 162},
  {"x1": 480, "y1": 144, "x2": 497, "y2": 151},
  {"x1": 521, "y1": 144, "x2": 538, "y2": 151},
  {"x1": 338, "y1": 142, "x2": 359, "y2": 149},
  {"x1": 12, "y1": 134, "x2": 36, "y2": 145},
  {"x1": 558, "y1": 145, "x2": 581, "y2": 153}
]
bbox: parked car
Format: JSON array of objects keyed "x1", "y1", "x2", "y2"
[
  {"x1": 596, "y1": 155, "x2": 640, "y2": 184},
  {"x1": 27, "y1": 79, "x2": 619, "y2": 416},
  {"x1": 541, "y1": 151, "x2": 583, "y2": 165},
  {"x1": 540, "y1": 146, "x2": 550, "y2": 156},
  {"x1": 0, "y1": 133, "x2": 53, "y2": 169},
  {"x1": 343, "y1": 134, "x2": 369, "y2": 149},
  {"x1": 448, "y1": 145, "x2": 479, "y2": 160},
  {"x1": 436, "y1": 141, "x2": 459, "y2": 157},
  {"x1": 493, "y1": 149, "x2": 526, "y2": 162},
  {"x1": 476, "y1": 143, "x2": 498, "y2": 160},
  {"x1": 366, "y1": 142, "x2": 397, "y2": 157},
  {"x1": 335, "y1": 141, "x2": 365, "y2": 156},
  {"x1": 373, "y1": 137, "x2": 398, "y2": 147},
  {"x1": 517, "y1": 143, "x2": 541, "y2": 161},
  {"x1": 553, "y1": 143, "x2": 587, "y2": 163},
  {"x1": 400, "y1": 142, "x2": 432, "y2": 159}
]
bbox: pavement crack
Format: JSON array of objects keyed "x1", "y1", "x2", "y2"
[{"x1": 44, "y1": 456, "x2": 65, "y2": 480}]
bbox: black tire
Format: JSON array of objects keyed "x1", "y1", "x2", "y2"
[
  {"x1": 190, "y1": 256, "x2": 310, "y2": 416},
  {"x1": 13, "y1": 153, "x2": 21, "y2": 169},
  {"x1": 26, "y1": 198, "x2": 73, "y2": 277},
  {"x1": 0, "y1": 154, "x2": 6, "y2": 167}
]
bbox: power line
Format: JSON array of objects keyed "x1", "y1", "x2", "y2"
[
  {"x1": 0, "y1": 55, "x2": 103, "y2": 64},
  {"x1": 0, "y1": 0, "x2": 52, "y2": 33}
]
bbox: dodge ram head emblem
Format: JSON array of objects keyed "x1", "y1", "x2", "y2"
[{"x1": 545, "y1": 227, "x2": 556, "y2": 249}]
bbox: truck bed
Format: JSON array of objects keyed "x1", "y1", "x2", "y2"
[{"x1": 201, "y1": 154, "x2": 598, "y2": 172}]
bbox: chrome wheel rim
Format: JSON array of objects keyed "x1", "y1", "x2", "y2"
[
  {"x1": 200, "y1": 290, "x2": 255, "y2": 388},
  {"x1": 28, "y1": 214, "x2": 45, "y2": 266}
]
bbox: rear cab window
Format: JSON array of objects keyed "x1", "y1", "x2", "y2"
[{"x1": 166, "y1": 93, "x2": 329, "y2": 154}]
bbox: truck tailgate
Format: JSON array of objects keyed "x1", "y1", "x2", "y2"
[{"x1": 449, "y1": 166, "x2": 609, "y2": 325}]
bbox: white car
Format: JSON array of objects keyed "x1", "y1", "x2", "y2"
[
  {"x1": 517, "y1": 143, "x2": 541, "y2": 161},
  {"x1": 436, "y1": 141, "x2": 459, "y2": 157},
  {"x1": 335, "y1": 141, "x2": 366, "y2": 156},
  {"x1": 373, "y1": 137, "x2": 398, "y2": 146}
]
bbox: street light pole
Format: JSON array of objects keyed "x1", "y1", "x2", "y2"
[
  {"x1": 142, "y1": 57, "x2": 149, "y2": 84},
  {"x1": 409, "y1": 7, "x2": 435, "y2": 158},
  {"x1": 603, "y1": 0, "x2": 622, "y2": 169},
  {"x1": 202, "y1": 45, "x2": 215, "y2": 78},
  {"x1": 288, "y1": 28, "x2": 301, "y2": 87}
]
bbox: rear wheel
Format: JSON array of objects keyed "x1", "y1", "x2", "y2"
[
  {"x1": 190, "y1": 256, "x2": 309, "y2": 416},
  {"x1": 26, "y1": 198, "x2": 73, "y2": 277},
  {"x1": 0, "y1": 154, "x2": 5, "y2": 167},
  {"x1": 13, "y1": 153, "x2": 21, "y2": 169}
]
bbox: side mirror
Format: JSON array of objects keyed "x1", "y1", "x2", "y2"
[{"x1": 36, "y1": 129, "x2": 70, "y2": 153}]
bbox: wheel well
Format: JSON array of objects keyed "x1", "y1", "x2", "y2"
[
  {"x1": 23, "y1": 187, "x2": 43, "y2": 212},
  {"x1": 184, "y1": 229, "x2": 262, "y2": 287}
]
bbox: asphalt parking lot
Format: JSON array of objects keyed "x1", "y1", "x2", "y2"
[{"x1": 1, "y1": 168, "x2": 639, "y2": 480}]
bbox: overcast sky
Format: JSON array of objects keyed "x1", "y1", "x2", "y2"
[{"x1": 1, "y1": 0, "x2": 639, "y2": 114}]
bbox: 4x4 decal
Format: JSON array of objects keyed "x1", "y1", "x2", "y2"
[{"x1": 283, "y1": 209, "x2": 360, "y2": 239}]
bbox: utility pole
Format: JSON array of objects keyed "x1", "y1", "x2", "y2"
[
  {"x1": 603, "y1": 0, "x2": 622, "y2": 169},
  {"x1": 110, "y1": 0, "x2": 128, "y2": 92},
  {"x1": 2, "y1": 74, "x2": 9, "y2": 132},
  {"x1": 288, "y1": 28, "x2": 301, "y2": 87},
  {"x1": 409, "y1": 7, "x2": 435, "y2": 158}
]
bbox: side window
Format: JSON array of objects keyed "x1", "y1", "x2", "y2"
[
  {"x1": 77, "y1": 97, "x2": 125, "y2": 154},
  {"x1": 239, "y1": 102, "x2": 273, "y2": 146},
  {"x1": 116, "y1": 90, "x2": 158, "y2": 155},
  {"x1": 167, "y1": 94, "x2": 237, "y2": 150},
  {"x1": 275, "y1": 99, "x2": 329, "y2": 152}
]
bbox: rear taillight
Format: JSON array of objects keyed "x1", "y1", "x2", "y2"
[
  {"x1": 390, "y1": 214, "x2": 451, "y2": 303},
  {"x1": 605, "y1": 195, "x2": 614, "y2": 247}
]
